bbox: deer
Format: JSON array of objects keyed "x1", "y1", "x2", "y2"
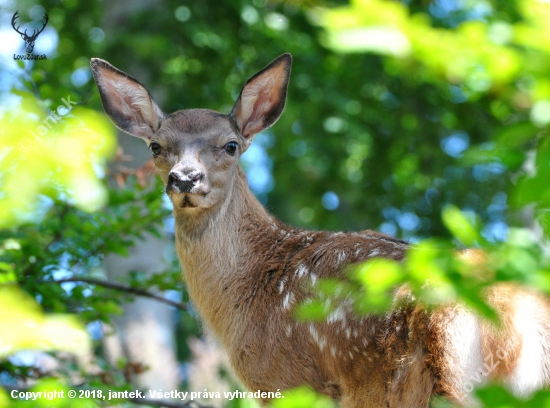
[
  {"x1": 90, "y1": 53, "x2": 550, "y2": 407},
  {"x1": 11, "y1": 10, "x2": 48, "y2": 54}
]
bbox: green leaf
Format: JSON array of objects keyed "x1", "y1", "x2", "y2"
[
  {"x1": 294, "y1": 299, "x2": 331, "y2": 321},
  {"x1": 354, "y1": 259, "x2": 403, "y2": 291},
  {"x1": 273, "y1": 387, "x2": 336, "y2": 408},
  {"x1": 442, "y1": 205, "x2": 481, "y2": 247}
]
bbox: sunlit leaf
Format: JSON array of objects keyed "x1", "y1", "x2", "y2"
[
  {"x1": 442, "y1": 205, "x2": 481, "y2": 246},
  {"x1": 0, "y1": 286, "x2": 90, "y2": 357},
  {"x1": 273, "y1": 386, "x2": 336, "y2": 408},
  {"x1": 0, "y1": 94, "x2": 116, "y2": 227}
]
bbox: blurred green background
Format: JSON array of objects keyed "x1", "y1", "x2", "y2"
[{"x1": 1, "y1": 0, "x2": 550, "y2": 407}]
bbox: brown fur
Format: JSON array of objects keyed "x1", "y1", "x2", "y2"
[{"x1": 91, "y1": 54, "x2": 550, "y2": 407}]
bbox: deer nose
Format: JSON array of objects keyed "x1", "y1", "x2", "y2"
[{"x1": 168, "y1": 170, "x2": 203, "y2": 193}]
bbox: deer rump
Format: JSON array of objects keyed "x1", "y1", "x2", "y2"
[{"x1": 90, "y1": 53, "x2": 550, "y2": 407}]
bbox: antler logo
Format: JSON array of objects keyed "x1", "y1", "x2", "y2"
[{"x1": 11, "y1": 10, "x2": 49, "y2": 54}]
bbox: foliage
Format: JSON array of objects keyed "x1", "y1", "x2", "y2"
[
  {"x1": 320, "y1": 0, "x2": 550, "y2": 234},
  {"x1": 0, "y1": 92, "x2": 115, "y2": 226},
  {"x1": 274, "y1": 387, "x2": 336, "y2": 408},
  {"x1": 0, "y1": 87, "x2": 180, "y2": 406},
  {"x1": 312, "y1": 0, "x2": 550, "y2": 406}
]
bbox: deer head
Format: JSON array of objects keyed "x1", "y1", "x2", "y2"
[
  {"x1": 12, "y1": 11, "x2": 49, "y2": 54},
  {"x1": 90, "y1": 54, "x2": 291, "y2": 216}
]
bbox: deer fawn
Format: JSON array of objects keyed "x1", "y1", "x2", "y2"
[{"x1": 91, "y1": 54, "x2": 550, "y2": 407}]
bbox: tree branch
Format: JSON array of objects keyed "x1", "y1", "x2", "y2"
[{"x1": 51, "y1": 277, "x2": 187, "y2": 311}]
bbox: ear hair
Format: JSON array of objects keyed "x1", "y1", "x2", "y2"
[
  {"x1": 231, "y1": 53, "x2": 292, "y2": 143},
  {"x1": 90, "y1": 58, "x2": 164, "y2": 140}
]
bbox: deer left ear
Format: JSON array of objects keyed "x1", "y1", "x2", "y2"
[
  {"x1": 90, "y1": 58, "x2": 164, "y2": 141},
  {"x1": 231, "y1": 54, "x2": 292, "y2": 142}
]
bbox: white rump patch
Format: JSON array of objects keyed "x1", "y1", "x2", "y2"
[
  {"x1": 507, "y1": 296, "x2": 549, "y2": 395},
  {"x1": 445, "y1": 309, "x2": 484, "y2": 401}
]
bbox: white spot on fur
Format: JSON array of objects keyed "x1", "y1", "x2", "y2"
[
  {"x1": 282, "y1": 292, "x2": 295, "y2": 310},
  {"x1": 337, "y1": 251, "x2": 346, "y2": 263},
  {"x1": 309, "y1": 324, "x2": 324, "y2": 350},
  {"x1": 308, "y1": 323, "x2": 315, "y2": 333},
  {"x1": 370, "y1": 249, "x2": 380, "y2": 257},
  {"x1": 318, "y1": 337, "x2": 327, "y2": 351},
  {"x1": 296, "y1": 264, "x2": 308, "y2": 278},
  {"x1": 285, "y1": 325, "x2": 292, "y2": 337},
  {"x1": 328, "y1": 299, "x2": 353, "y2": 327},
  {"x1": 278, "y1": 278, "x2": 286, "y2": 294},
  {"x1": 330, "y1": 346, "x2": 337, "y2": 357},
  {"x1": 349, "y1": 351, "x2": 354, "y2": 360},
  {"x1": 283, "y1": 231, "x2": 293, "y2": 240},
  {"x1": 310, "y1": 273, "x2": 318, "y2": 286},
  {"x1": 345, "y1": 328, "x2": 351, "y2": 339}
]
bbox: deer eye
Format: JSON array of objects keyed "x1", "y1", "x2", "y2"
[
  {"x1": 150, "y1": 142, "x2": 162, "y2": 156},
  {"x1": 225, "y1": 141, "x2": 238, "y2": 156}
]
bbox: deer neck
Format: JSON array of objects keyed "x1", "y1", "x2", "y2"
[{"x1": 173, "y1": 166, "x2": 273, "y2": 346}]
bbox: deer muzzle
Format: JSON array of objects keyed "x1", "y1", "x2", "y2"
[{"x1": 167, "y1": 169, "x2": 204, "y2": 194}]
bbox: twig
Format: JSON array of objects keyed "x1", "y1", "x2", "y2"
[
  {"x1": 129, "y1": 398, "x2": 214, "y2": 408},
  {"x1": 50, "y1": 277, "x2": 187, "y2": 311}
]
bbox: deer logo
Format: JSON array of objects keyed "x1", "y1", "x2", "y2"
[{"x1": 11, "y1": 10, "x2": 49, "y2": 54}]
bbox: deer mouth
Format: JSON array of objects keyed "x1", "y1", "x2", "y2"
[
  {"x1": 180, "y1": 195, "x2": 198, "y2": 208},
  {"x1": 166, "y1": 186, "x2": 211, "y2": 210}
]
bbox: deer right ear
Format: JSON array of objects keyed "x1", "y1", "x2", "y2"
[
  {"x1": 231, "y1": 53, "x2": 292, "y2": 143},
  {"x1": 90, "y1": 58, "x2": 164, "y2": 140}
]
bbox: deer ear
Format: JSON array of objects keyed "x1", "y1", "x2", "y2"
[
  {"x1": 231, "y1": 53, "x2": 292, "y2": 141},
  {"x1": 90, "y1": 58, "x2": 164, "y2": 140}
]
